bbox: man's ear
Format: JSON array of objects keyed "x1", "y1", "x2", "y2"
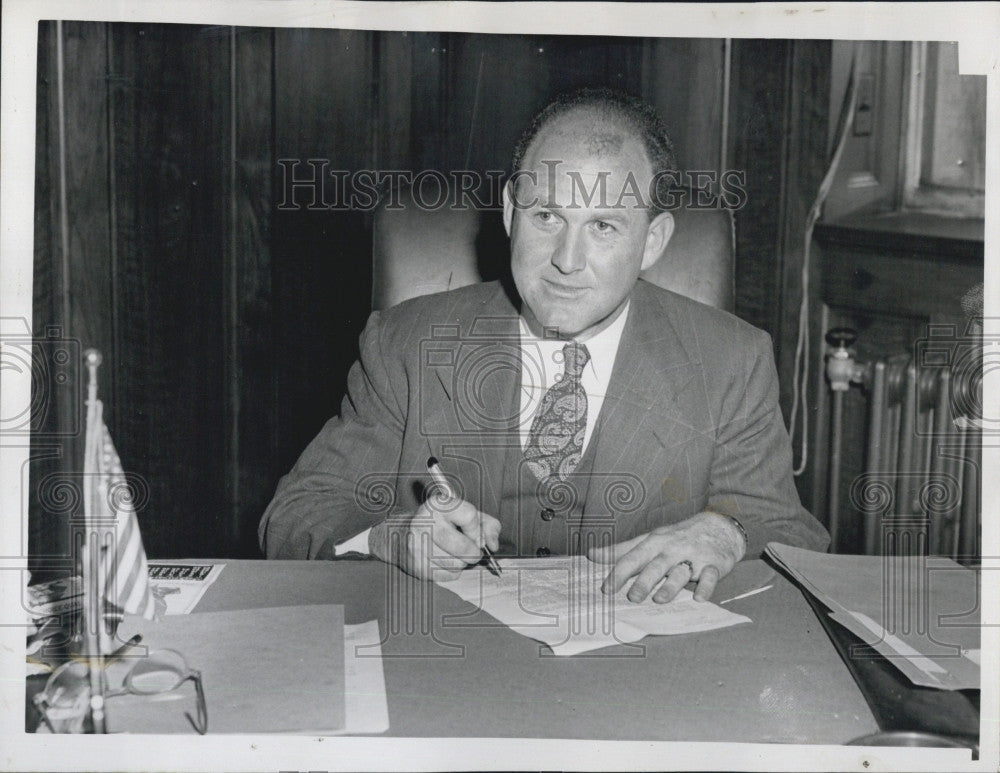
[
  {"x1": 502, "y1": 181, "x2": 515, "y2": 237},
  {"x1": 640, "y1": 210, "x2": 675, "y2": 271}
]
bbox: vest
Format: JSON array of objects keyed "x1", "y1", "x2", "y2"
[{"x1": 496, "y1": 424, "x2": 620, "y2": 558}]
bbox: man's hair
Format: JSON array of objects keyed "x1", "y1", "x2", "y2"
[{"x1": 510, "y1": 87, "x2": 678, "y2": 214}]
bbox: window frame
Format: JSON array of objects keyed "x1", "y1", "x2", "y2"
[{"x1": 900, "y1": 41, "x2": 986, "y2": 219}]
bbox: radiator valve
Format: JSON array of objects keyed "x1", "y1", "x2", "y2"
[{"x1": 825, "y1": 327, "x2": 863, "y2": 391}]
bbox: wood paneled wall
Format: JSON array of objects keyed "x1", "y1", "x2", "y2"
[{"x1": 36, "y1": 24, "x2": 815, "y2": 561}]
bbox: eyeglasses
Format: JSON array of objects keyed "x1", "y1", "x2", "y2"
[{"x1": 33, "y1": 648, "x2": 207, "y2": 734}]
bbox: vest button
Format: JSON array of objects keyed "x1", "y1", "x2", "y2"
[
  {"x1": 540, "y1": 508, "x2": 555, "y2": 521},
  {"x1": 536, "y1": 547, "x2": 551, "y2": 557}
]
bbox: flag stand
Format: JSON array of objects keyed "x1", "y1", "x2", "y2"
[
  {"x1": 81, "y1": 349, "x2": 107, "y2": 734},
  {"x1": 72, "y1": 346, "x2": 158, "y2": 733}
]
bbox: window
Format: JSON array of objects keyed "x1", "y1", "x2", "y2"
[{"x1": 903, "y1": 42, "x2": 986, "y2": 218}]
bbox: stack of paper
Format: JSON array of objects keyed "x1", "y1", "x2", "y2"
[
  {"x1": 104, "y1": 604, "x2": 389, "y2": 734},
  {"x1": 28, "y1": 562, "x2": 391, "y2": 735},
  {"x1": 766, "y1": 543, "x2": 980, "y2": 690},
  {"x1": 27, "y1": 560, "x2": 391, "y2": 735},
  {"x1": 439, "y1": 555, "x2": 751, "y2": 656}
]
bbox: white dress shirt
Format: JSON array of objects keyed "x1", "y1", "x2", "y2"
[
  {"x1": 516, "y1": 300, "x2": 629, "y2": 453},
  {"x1": 335, "y1": 302, "x2": 631, "y2": 555}
]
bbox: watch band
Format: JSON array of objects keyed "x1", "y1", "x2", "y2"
[
  {"x1": 710, "y1": 512, "x2": 749, "y2": 556},
  {"x1": 726, "y1": 514, "x2": 749, "y2": 551}
]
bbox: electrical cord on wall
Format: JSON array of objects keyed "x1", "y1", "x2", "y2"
[{"x1": 789, "y1": 45, "x2": 860, "y2": 476}]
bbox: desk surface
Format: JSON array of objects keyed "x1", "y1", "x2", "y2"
[{"x1": 186, "y1": 557, "x2": 877, "y2": 743}]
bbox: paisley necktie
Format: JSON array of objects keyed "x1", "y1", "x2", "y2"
[{"x1": 523, "y1": 342, "x2": 590, "y2": 481}]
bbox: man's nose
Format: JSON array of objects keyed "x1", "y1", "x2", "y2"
[{"x1": 550, "y1": 226, "x2": 586, "y2": 274}]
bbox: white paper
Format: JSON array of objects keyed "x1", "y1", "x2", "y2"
[
  {"x1": 847, "y1": 610, "x2": 947, "y2": 682},
  {"x1": 438, "y1": 556, "x2": 750, "y2": 655},
  {"x1": 148, "y1": 563, "x2": 225, "y2": 615},
  {"x1": 766, "y1": 542, "x2": 981, "y2": 690},
  {"x1": 337, "y1": 620, "x2": 390, "y2": 735}
]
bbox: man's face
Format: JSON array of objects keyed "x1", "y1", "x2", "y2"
[{"x1": 503, "y1": 113, "x2": 673, "y2": 341}]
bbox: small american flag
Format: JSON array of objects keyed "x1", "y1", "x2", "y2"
[{"x1": 83, "y1": 395, "x2": 158, "y2": 620}]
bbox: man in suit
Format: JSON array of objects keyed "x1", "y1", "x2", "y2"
[{"x1": 259, "y1": 89, "x2": 828, "y2": 603}]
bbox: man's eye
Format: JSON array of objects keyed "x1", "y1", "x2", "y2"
[
  {"x1": 535, "y1": 211, "x2": 555, "y2": 224},
  {"x1": 594, "y1": 220, "x2": 615, "y2": 233}
]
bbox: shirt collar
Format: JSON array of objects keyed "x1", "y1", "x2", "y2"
[{"x1": 518, "y1": 300, "x2": 631, "y2": 386}]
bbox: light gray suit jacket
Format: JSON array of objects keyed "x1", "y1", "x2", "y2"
[{"x1": 259, "y1": 279, "x2": 829, "y2": 559}]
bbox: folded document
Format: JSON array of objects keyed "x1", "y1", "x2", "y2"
[{"x1": 766, "y1": 543, "x2": 980, "y2": 690}]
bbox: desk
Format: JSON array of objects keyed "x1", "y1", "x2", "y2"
[{"x1": 180, "y1": 557, "x2": 877, "y2": 742}]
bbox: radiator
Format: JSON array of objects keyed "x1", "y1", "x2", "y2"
[{"x1": 824, "y1": 328, "x2": 981, "y2": 559}]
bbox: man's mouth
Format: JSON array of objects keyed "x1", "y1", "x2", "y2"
[{"x1": 543, "y1": 280, "x2": 589, "y2": 297}]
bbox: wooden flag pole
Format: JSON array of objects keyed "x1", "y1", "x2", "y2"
[{"x1": 82, "y1": 349, "x2": 106, "y2": 733}]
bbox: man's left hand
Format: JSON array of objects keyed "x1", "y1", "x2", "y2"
[{"x1": 587, "y1": 512, "x2": 747, "y2": 603}]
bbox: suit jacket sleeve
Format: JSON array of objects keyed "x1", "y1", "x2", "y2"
[
  {"x1": 707, "y1": 328, "x2": 829, "y2": 557},
  {"x1": 258, "y1": 310, "x2": 406, "y2": 559}
]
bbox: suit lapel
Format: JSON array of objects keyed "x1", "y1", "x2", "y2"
[
  {"x1": 418, "y1": 283, "x2": 522, "y2": 515},
  {"x1": 415, "y1": 280, "x2": 704, "y2": 521},
  {"x1": 586, "y1": 281, "x2": 701, "y2": 518}
]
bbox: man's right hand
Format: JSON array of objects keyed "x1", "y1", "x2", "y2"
[{"x1": 368, "y1": 496, "x2": 501, "y2": 581}]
